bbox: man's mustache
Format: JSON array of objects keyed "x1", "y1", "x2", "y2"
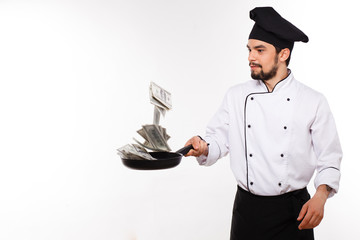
[{"x1": 249, "y1": 62, "x2": 262, "y2": 68}]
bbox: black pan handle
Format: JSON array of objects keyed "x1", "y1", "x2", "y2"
[{"x1": 176, "y1": 144, "x2": 194, "y2": 155}]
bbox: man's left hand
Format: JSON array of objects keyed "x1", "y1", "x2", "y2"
[{"x1": 297, "y1": 185, "x2": 330, "y2": 230}]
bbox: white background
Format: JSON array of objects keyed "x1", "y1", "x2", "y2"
[{"x1": 0, "y1": 0, "x2": 358, "y2": 239}]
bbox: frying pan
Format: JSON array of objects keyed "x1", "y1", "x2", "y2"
[{"x1": 121, "y1": 144, "x2": 194, "y2": 170}]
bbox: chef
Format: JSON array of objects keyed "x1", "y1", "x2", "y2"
[{"x1": 184, "y1": 7, "x2": 342, "y2": 240}]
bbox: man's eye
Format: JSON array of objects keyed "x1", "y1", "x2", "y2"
[{"x1": 258, "y1": 49, "x2": 264, "y2": 53}]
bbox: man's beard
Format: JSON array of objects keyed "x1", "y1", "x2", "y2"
[{"x1": 250, "y1": 57, "x2": 279, "y2": 81}]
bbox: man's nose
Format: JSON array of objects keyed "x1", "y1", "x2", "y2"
[{"x1": 248, "y1": 51, "x2": 256, "y2": 62}]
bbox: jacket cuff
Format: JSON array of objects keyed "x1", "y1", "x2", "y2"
[
  {"x1": 196, "y1": 137, "x2": 220, "y2": 166},
  {"x1": 314, "y1": 167, "x2": 341, "y2": 198}
]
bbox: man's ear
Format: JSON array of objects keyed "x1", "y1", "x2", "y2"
[{"x1": 279, "y1": 48, "x2": 291, "y2": 63}]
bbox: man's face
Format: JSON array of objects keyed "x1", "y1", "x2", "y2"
[{"x1": 247, "y1": 39, "x2": 279, "y2": 81}]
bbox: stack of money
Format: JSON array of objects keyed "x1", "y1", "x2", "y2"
[
  {"x1": 149, "y1": 82, "x2": 172, "y2": 125},
  {"x1": 117, "y1": 144, "x2": 156, "y2": 160},
  {"x1": 134, "y1": 124, "x2": 171, "y2": 152},
  {"x1": 118, "y1": 124, "x2": 172, "y2": 160},
  {"x1": 118, "y1": 82, "x2": 173, "y2": 161}
]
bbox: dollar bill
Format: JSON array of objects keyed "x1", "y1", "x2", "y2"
[
  {"x1": 153, "y1": 106, "x2": 160, "y2": 125},
  {"x1": 137, "y1": 125, "x2": 170, "y2": 144},
  {"x1": 133, "y1": 137, "x2": 161, "y2": 151},
  {"x1": 117, "y1": 144, "x2": 156, "y2": 160},
  {"x1": 137, "y1": 128, "x2": 147, "y2": 140},
  {"x1": 142, "y1": 124, "x2": 171, "y2": 151},
  {"x1": 149, "y1": 93, "x2": 166, "y2": 110},
  {"x1": 157, "y1": 105, "x2": 167, "y2": 117},
  {"x1": 132, "y1": 144, "x2": 156, "y2": 160},
  {"x1": 149, "y1": 82, "x2": 172, "y2": 110},
  {"x1": 160, "y1": 126, "x2": 170, "y2": 141}
]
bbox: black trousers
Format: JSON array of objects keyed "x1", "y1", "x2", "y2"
[{"x1": 230, "y1": 186, "x2": 314, "y2": 240}]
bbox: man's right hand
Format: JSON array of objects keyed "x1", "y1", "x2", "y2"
[{"x1": 184, "y1": 136, "x2": 209, "y2": 157}]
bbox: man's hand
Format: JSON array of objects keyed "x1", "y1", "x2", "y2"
[
  {"x1": 297, "y1": 185, "x2": 330, "y2": 230},
  {"x1": 184, "y1": 136, "x2": 208, "y2": 157}
]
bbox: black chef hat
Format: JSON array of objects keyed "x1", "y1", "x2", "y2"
[{"x1": 249, "y1": 7, "x2": 309, "y2": 51}]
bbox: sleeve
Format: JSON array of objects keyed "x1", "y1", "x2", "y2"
[
  {"x1": 311, "y1": 95, "x2": 342, "y2": 198},
  {"x1": 196, "y1": 91, "x2": 231, "y2": 166}
]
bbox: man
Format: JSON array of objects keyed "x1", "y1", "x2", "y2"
[{"x1": 184, "y1": 7, "x2": 342, "y2": 240}]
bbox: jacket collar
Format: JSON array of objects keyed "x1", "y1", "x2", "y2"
[{"x1": 259, "y1": 69, "x2": 293, "y2": 93}]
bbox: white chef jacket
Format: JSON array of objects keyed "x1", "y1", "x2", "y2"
[{"x1": 198, "y1": 71, "x2": 342, "y2": 197}]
